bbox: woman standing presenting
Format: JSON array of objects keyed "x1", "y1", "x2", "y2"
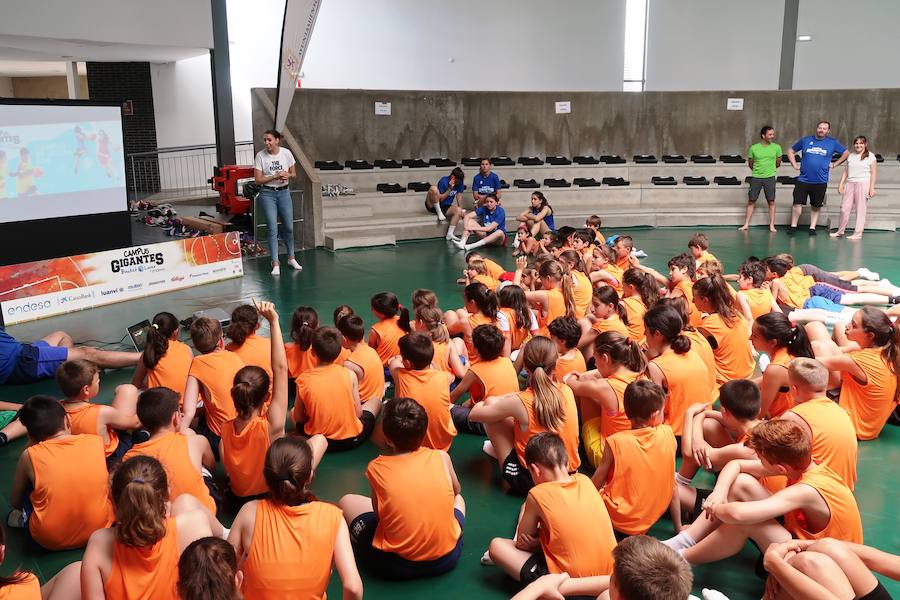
[
  {"x1": 831, "y1": 136, "x2": 877, "y2": 240},
  {"x1": 254, "y1": 129, "x2": 302, "y2": 275}
]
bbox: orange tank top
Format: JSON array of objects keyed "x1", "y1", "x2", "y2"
[
  {"x1": 220, "y1": 416, "x2": 270, "y2": 497},
  {"x1": 124, "y1": 432, "x2": 216, "y2": 514},
  {"x1": 591, "y1": 314, "x2": 628, "y2": 338},
  {"x1": 501, "y1": 307, "x2": 532, "y2": 351},
  {"x1": 605, "y1": 264, "x2": 625, "y2": 295},
  {"x1": 432, "y1": 340, "x2": 451, "y2": 373},
  {"x1": 395, "y1": 368, "x2": 456, "y2": 451},
  {"x1": 0, "y1": 573, "x2": 40, "y2": 599},
  {"x1": 104, "y1": 517, "x2": 179, "y2": 600},
  {"x1": 465, "y1": 312, "x2": 498, "y2": 366},
  {"x1": 684, "y1": 328, "x2": 718, "y2": 398},
  {"x1": 542, "y1": 288, "x2": 568, "y2": 334},
  {"x1": 741, "y1": 287, "x2": 775, "y2": 320},
  {"x1": 515, "y1": 385, "x2": 581, "y2": 473},
  {"x1": 294, "y1": 364, "x2": 362, "y2": 440},
  {"x1": 675, "y1": 280, "x2": 702, "y2": 328},
  {"x1": 285, "y1": 343, "x2": 317, "y2": 379},
  {"x1": 653, "y1": 348, "x2": 713, "y2": 436},
  {"x1": 529, "y1": 473, "x2": 616, "y2": 576},
  {"x1": 555, "y1": 350, "x2": 587, "y2": 381},
  {"x1": 780, "y1": 268, "x2": 814, "y2": 308},
  {"x1": 839, "y1": 347, "x2": 898, "y2": 440},
  {"x1": 571, "y1": 271, "x2": 593, "y2": 319},
  {"x1": 602, "y1": 425, "x2": 677, "y2": 535},
  {"x1": 790, "y1": 398, "x2": 858, "y2": 489},
  {"x1": 371, "y1": 316, "x2": 406, "y2": 365},
  {"x1": 347, "y1": 342, "x2": 385, "y2": 402},
  {"x1": 27, "y1": 435, "x2": 113, "y2": 550},
  {"x1": 483, "y1": 258, "x2": 506, "y2": 280},
  {"x1": 615, "y1": 255, "x2": 630, "y2": 271},
  {"x1": 468, "y1": 356, "x2": 520, "y2": 403},
  {"x1": 601, "y1": 371, "x2": 643, "y2": 439},
  {"x1": 62, "y1": 402, "x2": 118, "y2": 457},
  {"x1": 700, "y1": 313, "x2": 754, "y2": 386},
  {"x1": 366, "y1": 448, "x2": 461, "y2": 561},
  {"x1": 473, "y1": 273, "x2": 500, "y2": 291},
  {"x1": 784, "y1": 463, "x2": 863, "y2": 543},
  {"x1": 227, "y1": 334, "x2": 273, "y2": 380},
  {"x1": 146, "y1": 339, "x2": 193, "y2": 403},
  {"x1": 766, "y1": 347, "x2": 797, "y2": 418},
  {"x1": 188, "y1": 350, "x2": 245, "y2": 436},
  {"x1": 621, "y1": 296, "x2": 647, "y2": 342},
  {"x1": 241, "y1": 500, "x2": 343, "y2": 599}
]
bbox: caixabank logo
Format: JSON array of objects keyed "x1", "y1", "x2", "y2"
[
  {"x1": 5, "y1": 298, "x2": 53, "y2": 317},
  {"x1": 110, "y1": 246, "x2": 165, "y2": 274},
  {"x1": 58, "y1": 291, "x2": 94, "y2": 305}
]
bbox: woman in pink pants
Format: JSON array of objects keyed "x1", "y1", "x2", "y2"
[{"x1": 831, "y1": 136, "x2": 877, "y2": 240}]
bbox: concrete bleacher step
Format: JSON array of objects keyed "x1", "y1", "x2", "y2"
[{"x1": 325, "y1": 231, "x2": 397, "y2": 250}]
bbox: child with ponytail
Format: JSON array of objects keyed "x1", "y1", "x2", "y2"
[
  {"x1": 415, "y1": 304, "x2": 467, "y2": 379},
  {"x1": 516, "y1": 257, "x2": 576, "y2": 336},
  {"x1": 564, "y1": 332, "x2": 646, "y2": 467},
  {"x1": 369, "y1": 292, "x2": 412, "y2": 366},
  {"x1": 621, "y1": 268, "x2": 660, "y2": 342},
  {"x1": 230, "y1": 437, "x2": 361, "y2": 598},
  {"x1": 470, "y1": 336, "x2": 581, "y2": 495},
  {"x1": 81, "y1": 456, "x2": 217, "y2": 599},
  {"x1": 578, "y1": 286, "x2": 629, "y2": 358},
  {"x1": 558, "y1": 249, "x2": 593, "y2": 319},
  {"x1": 498, "y1": 284, "x2": 539, "y2": 355},
  {"x1": 285, "y1": 306, "x2": 320, "y2": 378},
  {"x1": 657, "y1": 296, "x2": 717, "y2": 396},
  {"x1": 226, "y1": 304, "x2": 273, "y2": 380},
  {"x1": 131, "y1": 312, "x2": 193, "y2": 402},
  {"x1": 693, "y1": 274, "x2": 755, "y2": 385},
  {"x1": 444, "y1": 282, "x2": 511, "y2": 365},
  {"x1": 750, "y1": 312, "x2": 814, "y2": 418}
]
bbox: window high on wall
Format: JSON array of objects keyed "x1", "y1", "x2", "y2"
[{"x1": 623, "y1": 0, "x2": 648, "y2": 91}]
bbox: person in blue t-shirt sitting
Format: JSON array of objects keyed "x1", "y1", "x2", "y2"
[
  {"x1": 454, "y1": 194, "x2": 507, "y2": 251},
  {"x1": 425, "y1": 166, "x2": 467, "y2": 240},
  {"x1": 787, "y1": 120, "x2": 849, "y2": 236},
  {"x1": 472, "y1": 158, "x2": 503, "y2": 208}
]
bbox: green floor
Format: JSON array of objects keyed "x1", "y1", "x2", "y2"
[{"x1": 2, "y1": 226, "x2": 899, "y2": 599}]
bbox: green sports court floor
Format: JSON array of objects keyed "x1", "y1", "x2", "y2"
[{"x1": 2, "y1": 226, "x2": 899, "y2": 599}]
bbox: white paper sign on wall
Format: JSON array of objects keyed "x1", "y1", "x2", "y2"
[
  {"x1": 375, "y1": 102, "x2": 392, "y2": 116},
  {"x1": 726, "y1": 98, "x2": 744, "y2": 111},
  {"x1": 555, "y1": 101, "x2": 571, "y2": 114}
]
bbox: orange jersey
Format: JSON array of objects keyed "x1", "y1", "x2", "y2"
[
  {"x1": 104, "y1": 517, "x2": 179, "y2": 600},
  {"x1": 483, "y1": 258, "x2": 506, "y2": 280},
  {"x1": 555, "y1": 350, "x2": 587, "y2": 381},
  {"x1": 473, "y1": 273, "x2": 500, "y2": 291},
  {"x1": 537, "y1": 288, "x2": 568, "y2": 336},
  {"x1": 432, "y1": 340, "x2": 451, "y2": 374},
  {"x1": 591, "y1": 314, "x2": 629, "y2": 338},
  {"x1": 465, "y1": 312, "x2": 499, "y2": 366},
  {"x1": 674, "y1": 280, "x2": 702, "y2": 328},
  {"x1": 145, "y1": 339, "x2": 193, "y2": 403},
  {"x1": 124, "y1": 431, "x2": 216, "y2": 514},
  {"x1": 789, "y1": 398, "x2": 858, "y2": 489},
  {"x1": 62, "y1": 402, "x2": 118, "y2": 457},
  {"x1": 740, "y1": 287, "x2": 776, "y2": 320},
  {"x1": 605, "y1": 264, "x2": 625, "y2": 295},
  {"x1": 366, "y1": 448, "x2": 461, "y2": 561},
  {"x1": 615, "y1": 255, "x2": 630, "y2": 271},
  {"x1": 188, "y1": 350, "x2": 245, "y2": 436},
  {"x1": 529, "y1": 473, "x2": 616, "y2": 576},
  {"x1": 839, "y1": 347, "x2": 899, "y2": 440},
  {"x1": 220, "y1": 416, "x2": 270, "y2": 497},
  {"x1": 294, "y1": 364, "x2": 362, "y2": 440},
  {"x1": 227, "y1": 334, "x2": 273, "y2": 381},
  {"x1": 700, "y1": 313, "x2": 754, "y2": 386},
  {"x1": 0, "y1": 573, "x2": 40, "y2": 599},
  {"x1": 621, "y1": 296, "x2": 647, "y2": 343},
  {"x1": 395, "y1": 368, "x2": 456, "y2": 451},
  {"x1": 766, "y1": 348, "x2": 797, "y2": 418},
  {"x1": 784, "y1": 463, "x2": 863, "y2": 543},
  {"x1": 285, "y1": 343, "x2": 317, "y2": 379},
  {"x1": 652, "y1": 348, "x2": 714, "y2": 436},
  {"x1": 371, "y1": 316, "x2": 406, "y2": 365},
  {"x1": 571, "y1": 270, "x2": 593, "y2": 319},
  {"x1": 683, "y1": 328, "x2": 718, "y2": 397},
  {"x1": 241, "y1": 500, "x2": 343, "y2": 599},
  {"x1": 346, "y1": 342, "x2": 385, "y2": 402},
  {"x1": 779, "y1": 268, "x2": 814, "y2": 309},
  {"x1": 27, "y1": 435, "x2": 113, "y2": 550},
  {"x1": 501, "y1": 307, "x2": 533, "y2": 351},
  {"x1": 602, "y1": 425, "x2": 677, "y2": 535},
  {"x1": 515, "y1": 385, "x2": 581, "y2": 473},
  {"x1": 468, "y1": 356, "x2": 520, "y2": 403},
  {"x1": 601, "y1": 371, "x2": 644, "y2": 439}
]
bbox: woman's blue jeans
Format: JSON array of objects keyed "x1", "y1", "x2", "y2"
[{"x1": 258, "y1": 186, "x2": 295, "y2": 261}]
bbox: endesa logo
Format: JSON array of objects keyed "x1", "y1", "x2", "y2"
[
  {"x1": 6, "y1": 299, "x2": 53, "y2": 316},
  {"x1": 58, "y1": 291, "x2": 94, "y2": 305}
]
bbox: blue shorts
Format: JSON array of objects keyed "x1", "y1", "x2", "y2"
[
  {"x1": 6, "y1": 341, "x2": 68, "y2": 384},
  {"x1": 803, "y1": 296, "x2": 845, "y2": 313},
  {"x1": 808, "y1": 284, "x2": 843, "y2": 305}
]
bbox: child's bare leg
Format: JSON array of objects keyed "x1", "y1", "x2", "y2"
[
  {"x1": 450, "y1": 337, "x2": 467, "y2": 362},
  {"x1": 338, "y1": 494, "x2": 374, "y2": 524},
  {"x1": 111, "y1": 383, "x2": 139, "y2": 416},
  {"x1": 684, "y1": 519, "x2": 792, "y2": 565},
  {"x1": 443, "y1": 309, "x2": 463, "y2": 333},
  {"x1": 41, "y1": 331, "x2": 73, "y2": 348},
  {"x1": 840, "y1": 293, "x2": 893, "y2": 305},
  {"x1": 454, "y1": 494, "x2": 466, "y2": 516},
  {"x1": 0, "y1": 418, "x2": 27, "y2": 445},
  {"x1": 772, "y1": 551, "x2": 855, "y2": 600},
  {"x1": 483, "y1": 415, "x2": 516, "y2": 468},
  {"x1": 488, "y1": 537, "x2": 533, "y2": 581},
  {"x1": 171, "y1": 493, "x2": 225, "y2": 538},
  {"x1": 67, "y1": 346, "x2": 140, "y2": 369},
  {"x1": 41, "y1": 561, "x2": 82, "y2": 600},
  {"x1": 361, "y1": 396, "x2": 384, "y2": 418},
  {"x1": 307, "y1": 434, "x2": 327, "y2": 471},
  {"x1": 804, "y1": 539, "x2": 878, "y2": 597}
]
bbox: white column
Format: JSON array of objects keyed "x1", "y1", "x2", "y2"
[{"x1": 65, "y1": 61, "x2": 84, "y2": 99}]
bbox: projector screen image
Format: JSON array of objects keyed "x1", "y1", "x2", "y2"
[{"x1": 0, "y1": 103, "x2": 127, "y2": 223}]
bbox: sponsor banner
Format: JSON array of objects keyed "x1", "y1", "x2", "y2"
[
  {"x1": 0, "y1": 232, "x2": 243, "y2": 325},
  {"x1": 273, "y1": 0, "x2": 322, "y2": 132}
]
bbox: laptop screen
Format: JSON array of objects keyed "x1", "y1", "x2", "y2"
[{"x1": 127, "y1": 320, "x2": 152, "y2": 352}]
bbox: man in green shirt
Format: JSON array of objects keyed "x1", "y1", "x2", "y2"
[{"x1": 740, "y1": 125, "x2": 782, "y2": 232}]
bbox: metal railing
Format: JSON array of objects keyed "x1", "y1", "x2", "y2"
[{"x1": 126, "y1": 142, "x2": 254, "y2": 202}]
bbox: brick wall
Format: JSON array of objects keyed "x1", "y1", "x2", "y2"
[{"x1": 86, "y1": 62, "x2": 159, "y2": 193}]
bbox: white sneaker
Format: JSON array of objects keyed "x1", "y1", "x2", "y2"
[
  {"x1": 480, "y1": 550, "x2": 495, "y2": 566},
  {"x1": 482, "y1": 439, "x2": 497, "y2": 459},
  {"x1": 271, "y1": 265, "x2": 281, "y2": 276},
  {"x1": 436, "y1": 212, "x2": 447, "y2": 223},
  {"x1": 633, "y1": 249, "x2": 648, "y2": 258},
  {"x1": 858, "y1": 267, "x2": 879, "y2": 281},
  {"x1": 287, "y1": 257, "x2": 303, "y2": 271},
  {"x1": 453, "y1": 239, "x2": 467, "y2": 250}
]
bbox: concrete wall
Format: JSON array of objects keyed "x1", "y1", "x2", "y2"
[
  {"x1": 151, "y1": 56, "x2": 216, "y2": 147},
  {"x1": 9, "y1": 76, "x2": 88, "y2": 99},
  {"x1": 0, "y1": 77, "x2": 13, "y2": 97},
  {"x1": 252, "y1": 87, "x2": 900, "y2": 162}
]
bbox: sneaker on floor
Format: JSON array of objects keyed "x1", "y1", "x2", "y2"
[
  {"x1": 482, "y1": 439, "x2": 497, "y2": 459},
  {"x1": 271, "y1": 265, "x2": 281, "y2": 276},
  {"x1": 480, "y1": 549, "x2": 495, "y2": 566},
  {"x1": 633, "y1": 249, "x2": 648, "y2": 258},
  {"x1": 808, "y1": 228, "x2": 817, "y2": 236},
  {"x1": 453, "y1": 239, "x2": 467, "y2": 250},
  {"x1": 436, "y1": 213, "x2": 447, "y2": 223},
  {"x1": 287, "y1": 257, "x2": 303, "y2": 271},
  {"x1": 787, "y1": 226, "x2": 797, "y2": 236},
  {"x1": 447, "y1": 234, "x2": 461, "y2": 242},
  {"x1": 858, "y1": 267, "x2": 880, "y2": 281}
]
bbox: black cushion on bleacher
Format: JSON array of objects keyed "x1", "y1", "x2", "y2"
[
  {"x1": 407, "y1": 181, "x2": 431, "y2": 192},
  {"x1": 374, "y1": 159, "x2": 402, "y2": 169},
  {"x1": 781, "y1": 154, "x2": 790, "y2": 162},
  {"x1": 376, "y1": 183, "x2": 405, "y2": 193},
  {"x1": 874, "y1": 154, "x2": 884, "y2": 163},
  {"x1": 662, "y1": 155, "x2": 687, "y2": 163},
  {"x1": 600, "y1": 155, "x2": 626, "y2": 164},
  {"x1": 777, "y1": 175, "x2": 798, "y2": 185},
  {"x1": 719, "y1": 154, "x2": 745, "y2": 164},
  {"x1": 490, "y1": 156, "x2": 515, "y2": 166},
  {"x1": 402, "y1": 158, "x2": 429, "y2": 168},
  {"x1": 461, "y1": 157, "x2": 482, "y2": 167},
  {"x1": 543, "y1": 178, "x2": 571, "y2": 188},
  {"x1": 499, "y1": 179, "x2": 510, "y2": 189},
  {"x1": 690, "y1": 155, "x2": 716, "y2": 164},
  {"x1": 514, "y1": 178, "x2": 540, "y2": 188},
  {"x1": 429, "y1": 157, "x2": 456, "y2": 167},
  {"x1": 714, "y1": 176, "x2": 741, "y2": 186},
  {"x1": 518, "y1": 156, "x2": 544, "y2": 166},
  {"x1": 633, "y1": 154, "x2": 658, "y2": 164},
  {"x1": 832, "y1": 152, "x2": 843, "y2": 161},
  {"x1": 651, "y1": 176, "x2": 677, "y2": 185},
  {"x1": 345, "y1": 160, "x2": 373, "y2": 170},
  {"x1": 573, "y1": 177, "x2": 602, "y2": 187},
  {"x1": 573, "y1": 155, "x2": 600, "y2": 165},
  {"x1": 602, "y1": 177, "x2": 630, "y2": 187},
  {"x1": 683, "y1": 176, "x2": 710, "y2": 185},
  {"x1": 545, "y1": 156, "x2": 572, "y2": 165},
  {"x1": 314, "y1": 160, "x2": 342, "y2": 170}
]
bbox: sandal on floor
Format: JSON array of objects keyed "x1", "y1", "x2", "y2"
[
  {"x1": 829, "y1": 231, "x2": 844, "y2": 238},
  {"x1": 847, "y1": 234, "x2": 863, "y2": 240}
]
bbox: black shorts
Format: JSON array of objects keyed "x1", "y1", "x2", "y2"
[
  {"x1": 748, "y1": 176, "x2": 776, "y2": 203},
  {"x1": 326, "y1": 410, "x2": 377, "y2": 451},
  {"x1": 350, "y1": 509, "x2": 465, "y2": 580},
  {"x1": 519, "y1": 552, "x2": 550, "y2": 584},
  {"x1": 450, "y1": 404, "x2": 486, "y2": 436},
  {"x1": 425, "y1": 200, "x2": 453, "y2": 215},
  {"x1": 792, "y1": 181, "x2": 827, "y2": 207},
  {"x1": 859, "y1": 582, "x2": 893, "y2": 600},
  {"x1": 502, "y1": 449, "x2": 535, "y2": 496}
]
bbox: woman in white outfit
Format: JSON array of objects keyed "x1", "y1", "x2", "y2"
[
  {"x1": 831, "y1": 136, "x2": 877, "y2": 240},
  {"x1": 254, "y1": 129, "x2": 302, "y2": 275}
]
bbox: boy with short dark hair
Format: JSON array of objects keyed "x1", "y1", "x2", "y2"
[
  {"x1": 338, "y1": 397, "x2": 465, "y2": 579},
  {"x1": 338, "y1": 315, "x2": 385, "y2": 404},
  {"x1": 547, "y1": 317, "x2": 586, "y2": 379},
  {"x1": 736, "y1": 259, "x2": 779, "y2": 322},
  {"x1": 688, "y1": 233, "x2": 717, "y2": 267},
  {"x1": 585, "y1": 215, "x2": 605, "y2": 245},
  {"x1": 612, "y1": 235, "x2": 634, "y2": 270},
  {"x1": 293, "y1": 327, "x2": 383, "y2": 451}
]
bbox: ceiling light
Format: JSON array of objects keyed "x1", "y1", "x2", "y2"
[{"x1": 797, "y1": 35, "x2": 812, "y2": 42}]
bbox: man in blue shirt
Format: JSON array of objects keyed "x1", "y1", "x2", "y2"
[
  {"x1": 454, "y1": 194, "x2": 507, "y2": 251},
  {"x1": 425, "y1": 166, "x2": 467, "y2": 240},
  {"x1": 787, "y1": 120, "x2": 848, "y2": 235},
  {"x1": 472, "y1": 158, "x2": 503, "y2": 207}
]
